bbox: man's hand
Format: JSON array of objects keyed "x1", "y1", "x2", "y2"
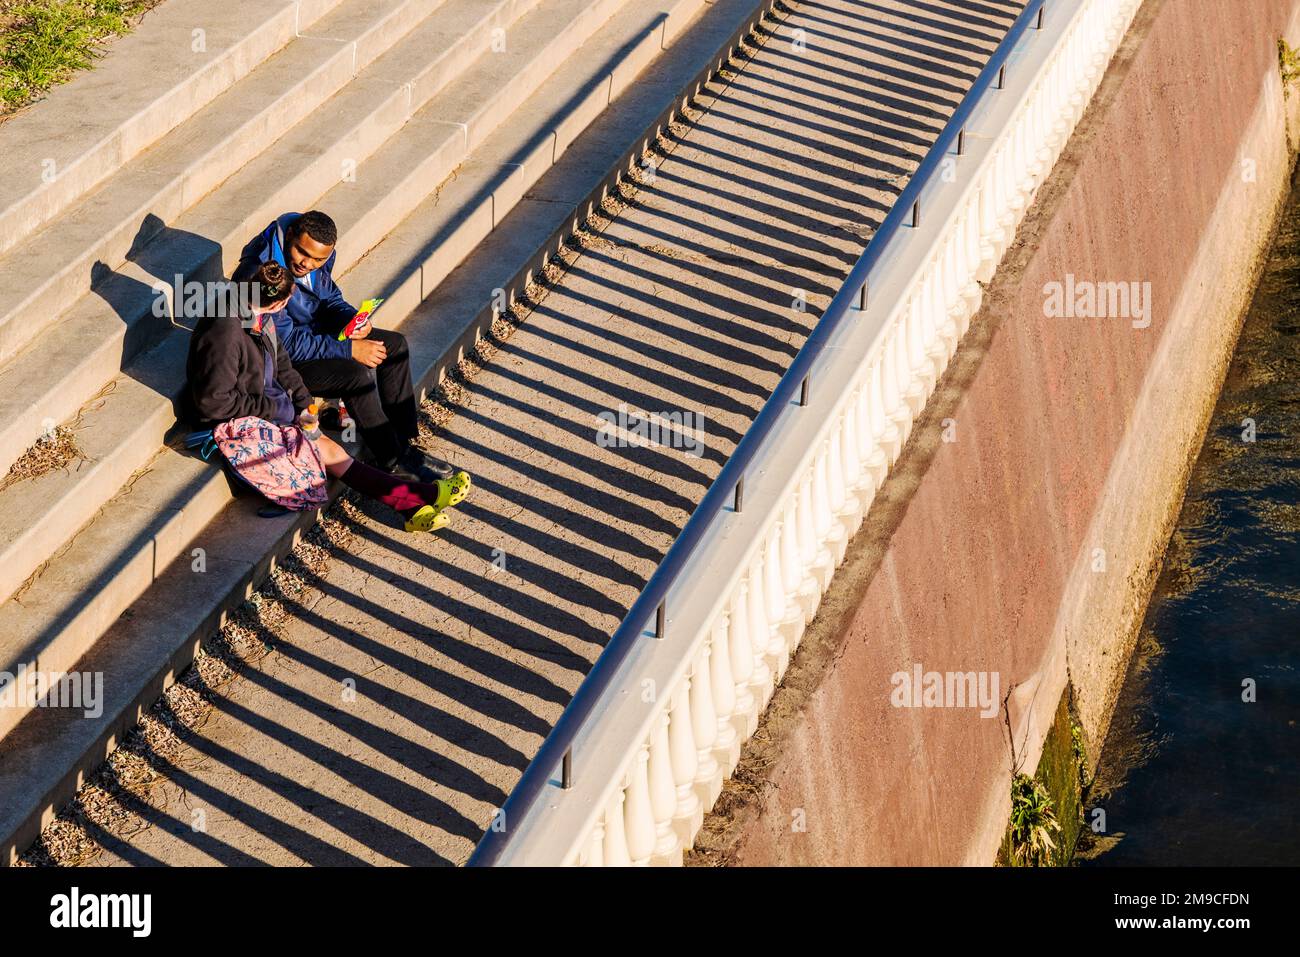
[
  {"x1": 352, "y1": 338, "x2": 387, "y2": 368},
  {"x1": 348, "y1": 318, "x2": 372, "y2": 339}
]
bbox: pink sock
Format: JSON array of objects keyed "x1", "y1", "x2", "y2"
[{"x1": 340, "y1": 460, "x2": 438, "y2": 513}]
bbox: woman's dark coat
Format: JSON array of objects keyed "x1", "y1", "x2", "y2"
[{"x1": 185, "y1": 313, "x2": 312, "y2": 429}]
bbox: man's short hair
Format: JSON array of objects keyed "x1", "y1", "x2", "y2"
[{"x1": 292, "y1": 210, "x2": 338, "y2": 248}]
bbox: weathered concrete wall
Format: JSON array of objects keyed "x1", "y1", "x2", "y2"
[{"x1": 704, "y1": 0, "x2": 1300, "y2": 866}]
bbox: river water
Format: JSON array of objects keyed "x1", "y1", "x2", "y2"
[{"x1": 1075, "y1": 178, "x2": 1300, "y2": 866}]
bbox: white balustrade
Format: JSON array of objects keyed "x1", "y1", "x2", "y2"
[
  {"x1": 710, "y1": 614, "x2": 741, "y2": 773},
  {"x1": 479, "y1": 0, "x2": 1142, "y2": 867}
]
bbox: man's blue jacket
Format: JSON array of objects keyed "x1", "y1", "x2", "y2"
[{"x1": 233, "y1": 212, "x2": 357, "y2": 363}]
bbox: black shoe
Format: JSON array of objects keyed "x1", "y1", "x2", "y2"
[
  {"x1": 390, "y1": 446, "x2": 455, "y2": 484},
  {"x1": 406, "y1": 445, "x2": 455, "y2": 478}
]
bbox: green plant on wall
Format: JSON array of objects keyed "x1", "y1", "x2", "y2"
[
  {"x1": 1071, "y1": 713, "x2": 1090, "y2": 793},
  {"x1": 1007, "y1": 773, "x2": 1061, "y2": 867},
  {"x1": 1280, "y1": 38, "x2": 1300, "y2": 100}
]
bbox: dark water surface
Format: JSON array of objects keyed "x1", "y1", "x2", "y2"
[{"x1": 1075, "y1": 181, "x2": 1300, "y2": 866}]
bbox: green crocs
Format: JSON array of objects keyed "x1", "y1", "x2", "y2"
[
  {"x1": 405, "y1": 504, "x2": 451, "y2": 533},
  {"x1": 434, "y1": 470, "x2": 472, "y2": 509}
]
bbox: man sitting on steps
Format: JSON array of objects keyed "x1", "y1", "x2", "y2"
[{"x1": 233, "y1": 209, "x2": 452, "y2": 484}]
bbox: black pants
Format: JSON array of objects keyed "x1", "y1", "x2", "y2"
[{"x1": 293, "y1": 327, "x2": 417, "y2": 468}]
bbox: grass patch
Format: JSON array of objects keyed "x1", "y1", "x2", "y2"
[{"x1": 0, "y1": 0, "x2": 163, "y2": 117}]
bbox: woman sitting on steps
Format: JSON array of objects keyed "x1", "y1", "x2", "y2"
[{"x1": 184, "y1": 261, "x2": 470, "y2": 532}]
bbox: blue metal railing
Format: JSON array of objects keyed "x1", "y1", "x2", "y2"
[{"x1": 469, "y1": 0, "x2": 1050, "y2": 866}]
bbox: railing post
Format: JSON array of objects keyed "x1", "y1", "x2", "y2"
[
  {"x1": 910, "y1": 201, "x2": 920, "y2": 228},
  {"x1": 956, "y1": 128, "x2": 965, "y2": 155},
  {"x1": 996, "y1": 64, "x2": 1006, "y2": 89},
  {"x1": 655, "y1": 600, "x2": 666, "y2": 639},
  {"x1": 855, "y1": 281, "x2": 867, "y2": 310},
  {"x1": 562, "y1": 749, "x2": 573, "y2": 789},
  {"x1": 800, "y1": 377, "x2": 810, "y2": 407},
  {"x1": 734, "y1": 475, "x2": 745, "y2": 512}
]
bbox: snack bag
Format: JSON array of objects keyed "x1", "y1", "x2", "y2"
[{"x1": 337, "y1": 297, "x2": 385, "y2": 340}]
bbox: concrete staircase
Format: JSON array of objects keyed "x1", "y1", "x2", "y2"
[{"x1": 0, "y1": 0, "x2": 778, "y2": 862}]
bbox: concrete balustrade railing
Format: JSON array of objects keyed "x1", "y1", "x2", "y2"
[{"x1": 469, "y1": 0, "x2": 1142, "y2": 867}]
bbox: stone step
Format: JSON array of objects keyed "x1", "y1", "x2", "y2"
[
  {"x1": 0, "y1": 0, "x2": 593, "y2": 478},
  {"x1": 181, "y1": 0, "x2": 631, "y2": 280},
  {"x1": 0, "y1": 481, "x2": 310, "y2": 866},
  {"x1": 0, "y1": 0, "x2": 710, "y2": 719},
  {"x1": 0, "y1": 0, "x2": 348, "y2": 261},
  {"x1": 0, "y1": 0, "x2": 658, "y2": 612},
  {"x1": 0, "y1": 0, "x2": 689, "y2": 612},
  {"x1": 0, "y1": 0, "x2": 516, "y2": 368},
  {"x1": 0, "y1": 335, "x2": 187, "y2": 612},
  {"x1": 0, "y1": 0, "x2": 771, "y2": 865}
]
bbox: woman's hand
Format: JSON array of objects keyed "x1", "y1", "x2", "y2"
[{"x1": 298, "y1": 407, "x2": 320, "y2": 438}]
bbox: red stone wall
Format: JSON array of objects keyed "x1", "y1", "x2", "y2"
[{"x1": 726, "y1": 0, "x2": 1300, "y2": 865}]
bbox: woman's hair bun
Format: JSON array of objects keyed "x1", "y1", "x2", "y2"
[{"x1": 252, "y1": 261, "x2": 294, "y2": 306}]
